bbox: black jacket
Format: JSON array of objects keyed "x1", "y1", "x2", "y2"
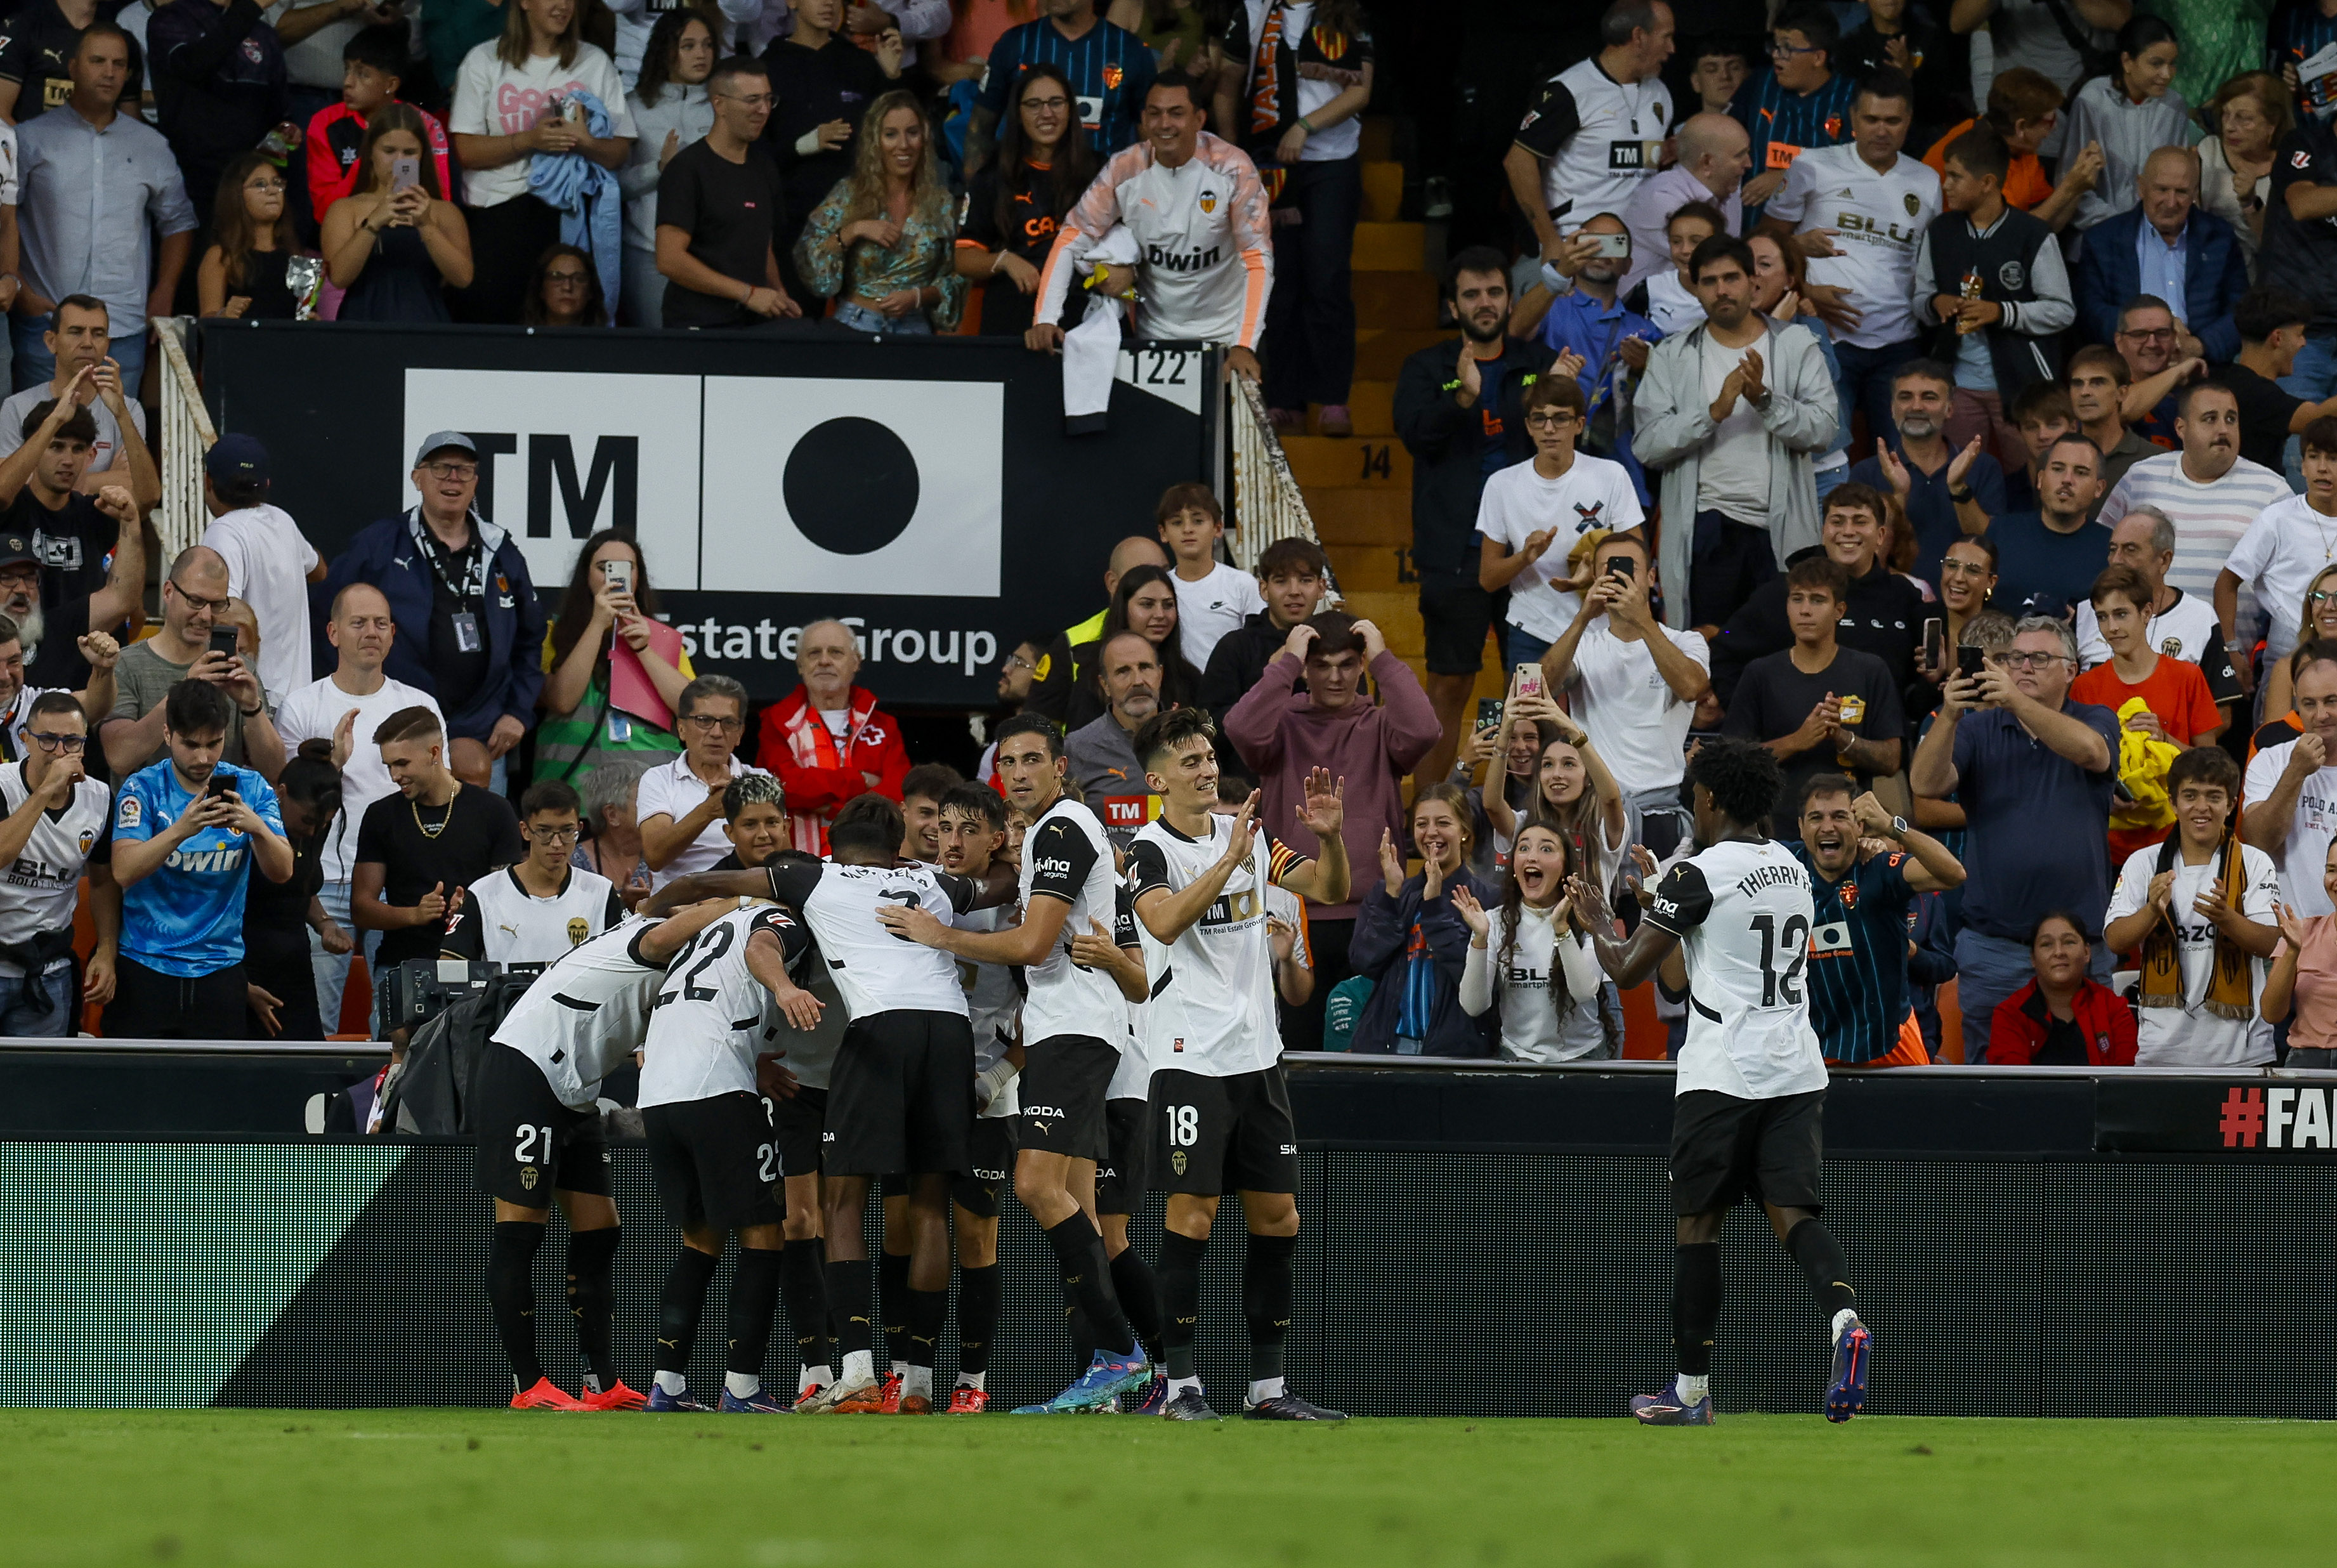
[
  {"x1": 150, "y1": 0, "x2": 285, "y2": 201},
  {"x1": 1201, "y1": 611, "x2": 1297, "y2": 728},
  {"x1": 1392, "y1": 334, "x2": 1545, "y2": 578},
  {"x1": 762, "y1": 35, "x2": 890, "y2": 227},
  {"x1": 1709, "y1": 554, "x2": 1930, "y2": 719}
]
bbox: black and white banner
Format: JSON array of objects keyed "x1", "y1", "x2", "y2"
[{"x1": 203, "y1": 323, "x2": 1220, "y2": 705}]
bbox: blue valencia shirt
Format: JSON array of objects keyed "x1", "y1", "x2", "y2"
[
  {"x1": 113, "y1": 759, "x2": 284, "y2": 978},
  {"x1": 977, "y1": 16, "x2": 1157, "y2": 157},
  {"x1": 1729, "y1": 68, "x2": 1857, "y2": 223},
  {"x1": 1790, "y1": 840, "x2": 1920, "y2": 1064}
]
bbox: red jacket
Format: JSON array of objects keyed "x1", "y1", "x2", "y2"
[
  {"x1": 1986, "y1": 979, "x2": 2138, "y2": 1066},
  {"x1": 756, "y1": 685, "x2": 910, "y2": 853},
  {"x1": 305, "y1": 100, "x2": 455, "y2": 219}
]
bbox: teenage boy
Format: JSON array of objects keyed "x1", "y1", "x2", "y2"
[
  {"x1": 896, "y1": 761, "x2": 962, "y2": 865},
  {"x1": 1200, "y1": 537, "x2": 1330, "y2": 735},
  {"x1": 0, "y1": 302, "x2": 158, "y2": 509},
  {"x1": 1721, "y1": 555, "x2": 1905, "y2": 837},
  {"x1": 1156, "y1": 481, "x2": 1262, "y2": 671},
  {"x1": 2071, "y1": 564, "x2": 2223, "y2": 863},
  {"x1": 2004, "y1": 380, "x2": 2075, "y2": 509},
  {"x1": 303, "y1": 22, "x2": 451, "y2": 218},
  {"x1": 1476, "y1": 376, "x2": 1644, "y2": 669},
  {"x1": 1686, "y1": 34, "x2": 1749, "y2": 117},
  {"x1": 2218, "y1": 285, "x2": 2337, "y2": 476},
  {"x1": 2220, "y1": 417, "x2": 2337, "y2": 687},
  {"x1": 440, "y1": 780, "x2": 624, "y2": 965},
  {"x1": 0, "y1": 389, "x2": 149, "y2": 618}
]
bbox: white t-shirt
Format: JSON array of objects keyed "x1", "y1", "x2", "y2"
[
  {"x1": 1233, "y1": 1, "x2": 1363, "y2": 163},
  {"x1": 202, "y1": 504, "x2": 319, "y2": 709},
  {"x1": 0, "y1": 385, "x2": 144, "y2": 472},
  {"x1": 2244, "y1": 736, "x2": 2337, "y2": 917},
  {"x1": 1473, "y1": 454, "x2": 1643, "y2": 641},
  {"x1": 635, "y1": 751, "x2": 769, "y2": 887},
  {"x1": 2104, "y1": 842, "x2": 2279, "y2": 1067},
  {"x1": 1170, "y1": 561, "x2": 1264, "y2": 670},
  {"x1": 450, "y1": 41, "x2": 638, "y2": 209},
  {"x1": 1767, "y1": 145, "x2": 1941, "y2": 350},
  {"x1": 1640, "y1": 270, "x2": 1705, "y2": 335},
  {"x1": 2097, "y1": 453, "x2": 2290, "y2": 635},
  {"x1": 2223, "y1": 493, "x2": 2337, "y2": 658},
  {"x1": 1563, "y1": 617, "x2": 1706, "y2": 795},
  {"x1": 274, "y1": 674, "x2": 443, "y2": 884},
  {"x1": 1643, "y1": 837, "x2": 1828, "y2": 1100},
  {"x1": 1460, "y1": 900, "x2": 1607, "y2": 1062},
  {"x1": 1694, "y1": 332, "x2": 1770, "y2": 520}
]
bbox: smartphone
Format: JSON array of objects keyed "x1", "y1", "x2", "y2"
[
  {"x1": 1956, "y1": 644, "x2": 1986, "y2": 680},
  {"x1": 1512, "y1": 662, "x2": 1545, "y2": 703},
  {"x1": 204, "y1": 773, "x2": 235, "y2": 799},
  {"x1": 207, "y1": 627, "x2": 240, "y2": 664},
  {"x1": 1606, "y1": 554, "x2": 1636, "y2": 580},
  {"x1": 1585, "y1": 232, "x2": 1630, "y2": 259},
  {"x1": 601, "y1": 557, "x2": 634, "y2": 594},
  {"x1": 1476, "y1": 697, "x2": 1504, "y2": 732},
  {"x1": 390, "y1": 155, "x2": 420, "y2": 192},
  {"x1": 1921, "y1": 617, "x2": 1944, "y2": 673}
]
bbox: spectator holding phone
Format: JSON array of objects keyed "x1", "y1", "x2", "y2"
[
  {"x1": 537, "y1": 529, "x2": 694, "y2": 788},
  {"x1": 304, "y1": 23, "x2": 454, "y2": 221},
  {"x1": 105, "y1": 679, "x2": 294, "y2": 1039},
  {"x1": 323, "y1": 103, "x2": 474, "y2": 322},
  {"x1": 0, "y1": 385, "x2": 154, "y2": 629},
  {"x1": 101, "y1": 545, "x2": 285, "y2": 780}
]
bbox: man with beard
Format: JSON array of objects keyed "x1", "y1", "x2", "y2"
[
  {"x1": 1969, "y1": 434, "x2": 2112, "y2": 622},
  {"x1": 2098, "y1": 382, "x2": 2291, "y2": 637},
  {"x1": 1849, "y1": 360, "x2": 2001, "y2": 580},
  {"x1": 1396, "y1": 246, "x2": 1571, "y2": 784},
  {"x1": 1791, "y1": 776, "x2": 1965, "y2": 1066},
  {"x1": 1067, "y1": 630, "x2": 1166, "y2": 848},
  {"x1": 0, "y1": 561, "x2": 117, "y2": 754}
]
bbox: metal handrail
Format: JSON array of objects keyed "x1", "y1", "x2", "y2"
[
  {"x1": 1227, "y1": 373, "x2": 1339, "y2": 600},
  {"x1": 152, "y1": 317, "x2": 215, "y2": 569}
]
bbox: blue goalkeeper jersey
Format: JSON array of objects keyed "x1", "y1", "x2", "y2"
[
  {"x1": 1790, "y1": 840, "x2": 1918, "y2": 1066},
  {"x1": 1730, "y1": 68, "x2": 1857, "y2": 221},
  {"x1": 977, "y1": 16, "x2": 1157, "y2": 156},
  {"x1": 113, "y1": 759, "x2": 284, "y2": 978}
]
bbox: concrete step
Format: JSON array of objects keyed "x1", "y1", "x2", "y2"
[
  {"x1": 1352, "y1": 221, "x2": 1426, "y2": 271},
  {"x1": 1339, "y1": 589, "x2": 1425, "y2": 656},
  {"x1": 1307, "y1": 487, "x2": 1410, "y2": 545},
  {"x1": 1360, "y1": 117, "x2": 1396, "y2": 160},
  {"x1": 1361, "y1": 159, "x2": 1404, "y2": 223},
  {"x1": 1355, "y1": 327, "x2": 1450, "y2": 381},
  {"x1": 1283, "y1": 434, "x2": 1413, "y2": 490},
  {"x1": 1344, "y1": 381, "x2": 1395, "y2": 435},
  {"x1": 1322, "y1": 542, "x2": 1411, "y2": 593},
  {"x1": 1351, "y1": 268, "x2": 1438, "y2": 330}
]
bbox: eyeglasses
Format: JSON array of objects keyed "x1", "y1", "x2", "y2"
[
  {"x1": 25, "y1": 731, "x2": 85, "y2": 754},
  {"x1": 2119, "y1": 327, "x2": 2176, "y2": 342},
  {"x1": 1021, "y1": 95, "x2": 1071, "y2": 112},
  {"x1": 1769, "y1": 38, "x2": 1821, "y2": 55},
  {"x1": 423, "y1": 461, "x2": 478, "y2": 481},
  {"x1": 2312, "y1": 590, "x2": 2337, "y2": 606},
  {"x1": 1939, "y1": 559, "x2": 1991, "y2": 577},
  {"x1": 167, "y1": 579, "x2": 230, "y2": 613},
  {"x1": 683, "y1": 713, "x2": 745, "y2": 732},
  {"x1": 526, "y1": 823, "x2": 580, "y2": 844},
  {"x1": 2000, "y1": 651, "x2": 2070, "y2": 670},
  {"x1": 544, "y1": 270, "x2": 589, "y2": 287},
  {"x1": 1524, "y1": 411, "x2": 1578, "y2": 429},
  {"x1": 0, "y1": 566, "x2": 37, "y2": 589},
  {"x1": 1004, "y1": 653, "x2": 1038, "y2": 672},
  {"x1": 245, "y1": 178, "x2": 287, "y2": 193}
]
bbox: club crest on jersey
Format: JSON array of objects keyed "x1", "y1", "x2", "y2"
[
  {"x1": 1840, "y1": 880, "x2": 1859, "y2": 911},
  {"x1": 520, "y1": 1165, "x2": 539, "y2": 1190},
  {"x1": 75, "y1": 828, "x2": 94, "y2": 853},
  {"x1": 1904, "y1": 192, "x2": 1921, "y2": 216},
  {"x1": 1171, "y1": 1149, "x2": 1188, "y2": 1175},
  {"x1": 1823, "y1": 115, "x2": 1842, "y2": 138},
  {"x1": 1200, "y1": 189, "x2": 1219, "y2": 214},
  {"x1": 2161, "y1": 636, "x2": 2184, "y2": 657},
  {"x1": 567, "y1": 917, "x2": 589, "y2": 946},
  {"x1": 1998, "y1": 259, "x2": 2026, "y2": 291},
  {"x1": 1103, "y1": 63, "x2": 1124, "y2": 89},
  {"x1": 2297, "y1": 150, "x2": 2315, "y2": 169}
]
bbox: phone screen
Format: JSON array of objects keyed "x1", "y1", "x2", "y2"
[{"x1": 1922, "y1": 617, "x2": 1944, "y2": 671}]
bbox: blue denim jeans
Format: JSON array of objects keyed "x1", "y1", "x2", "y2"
[
  {"x1": 1951, "y1": 928, "x2": 2113, "y2": 1062},
  {"x1": 0, "y1": 960, "x2": 77, "y2": 1036},
  {"x1": 834, "y1": 301, "x2": 934, "y2": 334}
]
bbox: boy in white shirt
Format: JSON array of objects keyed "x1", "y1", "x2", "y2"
[
  {"x1": 1158, "y1": 481, "x2": 1263, "y2": 671},
  {"x1": 1475, "y1": 376, "x2": 1644, "y2": 667}
]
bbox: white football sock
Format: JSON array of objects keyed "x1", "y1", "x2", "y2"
[
  {"x1": 890, "y1": 1359, "x2": 908, "y2": 1380},
  {"x1": 580, "y1": 1373, "x2": 605, "y2": 1396},
  {"x1": 1246, "y1": 1377, "x2": 1285, "y2": 1407},
  {"x1": 799, "y1": 1364, "x2": 832, "y2": 1394},
  {"x1": 1832, "y1": 1308, "x2": 1860, "y2": 1344},
  {"x1": 1168, "y1": 1375, "x2": 1203, "y2": 1397},
  {"x1": 956, "y1": 1371, "x2": 986, "y2": 1392},
  {"x1": 724, "y1": 1372, "x2": 761, "y2": 1400},
  {"x1": 902, "y1": 1366, "x2": 933, "y2": 1401},
  {"x1": 1675, "y1": 1373, "x2": 1709, "y2": 1405},
  {"x1": 842, "y1": 1349, "x2": 875, "y2": 1387},
  {"x1": 653, "y1": 1370, "x2": 689, "y2": 1397}
]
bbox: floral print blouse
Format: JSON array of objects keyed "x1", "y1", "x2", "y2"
[{"x1": 794, "y1": 176, "x2": 967, "y2": 331}]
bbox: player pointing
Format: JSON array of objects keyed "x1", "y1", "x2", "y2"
[{"x1": 1572, "y1": 738, "x2": 1871, "y2": 1425}]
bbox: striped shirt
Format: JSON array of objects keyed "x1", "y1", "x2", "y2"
[
  {"x1": 977, "y1": 16, "x2": 1157, "y2": 157},
  {"x1": 1791, "y1": 841, "x2": 1919, "y2": 1066},
  {"x1": 1728, "y1": 67, "x2": 1856, "y2": 219},
  {"x1": 2271, "y1": 0, "x2": 2337, "y2": 124},
  {"x1": 2097, "y1": 452, "x2": 2290, "y2": 638}
]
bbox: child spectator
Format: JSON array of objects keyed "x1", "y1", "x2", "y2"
[
  {"x1": 1156, "y1": 482, "x2": 1262, "y2": 673},
  {"x1": 199, "y1": 153, "x2": 304, "y2": 320}
]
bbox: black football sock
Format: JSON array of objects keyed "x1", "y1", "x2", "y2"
[
  {"x1": 1111, "y1": 1245, "x2": 1165, "y2": 1364},
  {"x1": 1043, "y1": 1213, "x2": 1134, "y2": 1355},
  {"x1": 880, "y1": 1248, "x2": 912, "y2": 1368},
  {"x1": 488, "y1": 1220, "x2": 547, "y2": 1388},
  {"x1": 955, "y1": 1262, "x2": 1002, "y2": 1376},
  {"x1": 655, "y1": 1245, "x2": 719, "y2": 1377},
  {"x1": 564, "y1": 1226, "x2": 621, "y2": 1394},
  {"x1": 827, "y1": 1257, "x2": 875, "y2": 1358},
  {"x1": 782, "y1": 1241, "x2": 832, "y2": 1372},
  {"x1": 1674, "y1": 1242, "x2": 1722, "y2": 1377},
  {"x1": 1059, "y1": 1274, "x2": 1097, "y2": 1374},
  {"x1": 1158, "y1": 1229, "x2": 1208, "y2": 1381},
  {"x1": 905, "y1": 1288, "x2": 948, "y2": 1370},
  {"x1": 1241, "y1": 1232, "x2": 1297, "y2": 1384},
  {"x1": 726, "y1": 1247, "x2": 784, "y2": 1379},
  {"x1": 1784, "y1": 1218, "x2": 1859, "y2": 1322}
]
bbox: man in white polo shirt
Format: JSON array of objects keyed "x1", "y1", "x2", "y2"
[
  {"x1": 2218, "y1": 416, "x2": 2337, "y2": 695},
  {"x1": 636, "y1": 673, "x2": 770, "y2": 887},
  {"x1": 1761, "y1": 68, "x2": 1939, "y2": 456}
]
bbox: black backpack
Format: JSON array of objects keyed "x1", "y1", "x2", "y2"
[{"x1": 378, "y1": 970, "x2": 539, "y2": 1136}]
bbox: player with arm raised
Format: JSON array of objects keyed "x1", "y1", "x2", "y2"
[
  {"x1": 634, "y1": 900, "x2": 823, "y2": 1413},
  {"x1": 1126, "y1": 705, "x2": 1350, "y2": 1421},
  {"x1": 473, "y1": 896, "x2": 736, "y2": 1411},
  {"x1": 877, "y1": 713, "x2": 1158, "y2": 1414},
  {"x1": 1571, "y1": 737, "x2": 1871, "y2": 1426}
]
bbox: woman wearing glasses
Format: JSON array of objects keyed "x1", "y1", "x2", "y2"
[
  {"x1": 634, "y1": 672, "x2": 772, "y2": 887},
  {"x1": 2258, "y1": 564, "x2": 2337, "y2": 727},
  {"x1": 199, "y1": 153, "x2": 306, "y2": 322},
  {"x1": 538, "y1": 530, "x2": 695, "y2": 790}
]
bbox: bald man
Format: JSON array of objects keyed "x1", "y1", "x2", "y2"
[
  {"x1": 1620, "y1": 113, "x2": 1752, "y2": 294},
  {"x1": 755, "y1": 618, "x2": 912, "y2": 853},
  {"x1": 101, "y1": 544, "x2": 286, "y2": 780},
  {"x1": 1025, "y1": 535, "x2": 1171, "y2": 724},
  {"x1": 2074, "y1": 145, "x2": 2251, "y2": 371}
]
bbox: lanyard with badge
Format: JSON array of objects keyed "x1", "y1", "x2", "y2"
[{"x1": 412, "y1": 514, "x2": 487, "y2": 655}]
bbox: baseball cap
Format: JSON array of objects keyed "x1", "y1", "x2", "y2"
[
  {"x1": 412, "y1": 429, "x2": 481, "y2": 468},
  {"x1": 0, "y1": 533, "x2": 35, "y2": 572},
  {"x1": 205, "y1": 433, "x2": 270, "y2": 483}
]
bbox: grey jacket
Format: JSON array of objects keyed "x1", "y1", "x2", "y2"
[
  {"x1": 1631, "y1": 317, "x2": 1838, "y2": 629},
  {"x1": 1065, "y1": 712, "x2": 1158, "y2": 846}
]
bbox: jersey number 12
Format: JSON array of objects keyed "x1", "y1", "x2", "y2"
[{"x1": 1748, "y1": 913, "x2": 1810, "y2": 1007}]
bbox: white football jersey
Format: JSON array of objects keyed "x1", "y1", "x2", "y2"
[
  {"x1": 1021, "y1": 797, "x2": 1129, "y2": 1044},
  {"x1": 1521, "y1": 56, "x2": 1672, "y2": 228},
  {"x1": 639, "y1": 904, "x2": 804, "y2": 1108},
  {"x1": 0, "y1": 759, "x2": 108, "y2": 963},
  {"x1": 1127, "y1": 815, "x2": 1309, "y2": 1078},
  {"x1": 773, "y1": 921, "x2": 849, "y2": 1092},
  {"x1": 1107, "y1": 885, "x2": 1151, "y2": 1101},
  {"x1": 955, "y1": 902, "x2": 1023, "y2": 1119},
  {"x1": 766, "y1": 857, "x2": 983, "y2": 1020},
  {"x1": 1644, "y1": 838, "x2": 1828, "y2": 1100},
  {"x1": 449, "y1": 865, "x2": 622, "y2": 965},
  {"x1": 491, "y1": 915, "x2": 672, "y2": 1109}
]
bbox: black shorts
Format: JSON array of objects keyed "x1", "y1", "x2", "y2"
[
  {"x1": 1149, "y1": 1065, "x2": 1300, "y2": 1196},
  {"x1": 643, "y1": 1092, "x2": 784, "y2": 1231},
  {"x1": 102, "y1": 957, "x2": 249, "y2": 1041},
  {"x1": 772, "y1": 1085, "x2": 827, "y2": 1180},
  {"x1": 1019, "y1": 1033, "x2": 1118, "y2": 1160},
  {"x1": 1417, "y1": 571, "x2": 1498, "y2": 677},
  {"x1": 1096, "y1": 1096, "x2": 1152, "y2": 1215},
  {"x1": 951, "y1": 1116, "x2": 1019, "y2": 1218},
  {"x1": 823, "y1": 1010, "x2": 974, "y2": 1178},
  {"x1": 472, "y1": 1043, "x2": 611, "y2": 1206},
  {"x1": 1668, "y1": 1088, "x2": 1826, "y2": 1217}
]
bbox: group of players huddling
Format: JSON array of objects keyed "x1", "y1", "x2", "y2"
[{"x1": 472, "y1": 698, "x2": 1868, "y2": 1426}]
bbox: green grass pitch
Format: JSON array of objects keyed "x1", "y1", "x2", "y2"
[{"x1": 9, "y1": 1411, "x2": 2337, "y2": 1566}]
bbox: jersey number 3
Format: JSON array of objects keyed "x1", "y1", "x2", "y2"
[{"x1": 1748, "y1": 913, "x2": 1810, "y2": 1007}]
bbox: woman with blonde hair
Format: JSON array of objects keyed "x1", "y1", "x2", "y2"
[
  {"x1": 2261, "y1": 564, "x2": 2337, "y2": 723},
  {"x1": 795, "y1": 89, "x2": 966, "y2": 333}
]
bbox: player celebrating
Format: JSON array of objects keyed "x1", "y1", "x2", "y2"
[
  {"x1": 635, "y1": 900, "x2": 824, "y2": 1413},
  {"x1": 473, "y1": 898, "x2": 734, "y2": 1410},
  {"x1": 1570, "y1": 738, "x2": 1871, "y2": 1426},
  {"x1": 878, "y1": 715, "x2": 1156, "y2": 1414},
  {"x1": 1126, "y1": 706, "x2": 1350, "y2": 1421}
]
